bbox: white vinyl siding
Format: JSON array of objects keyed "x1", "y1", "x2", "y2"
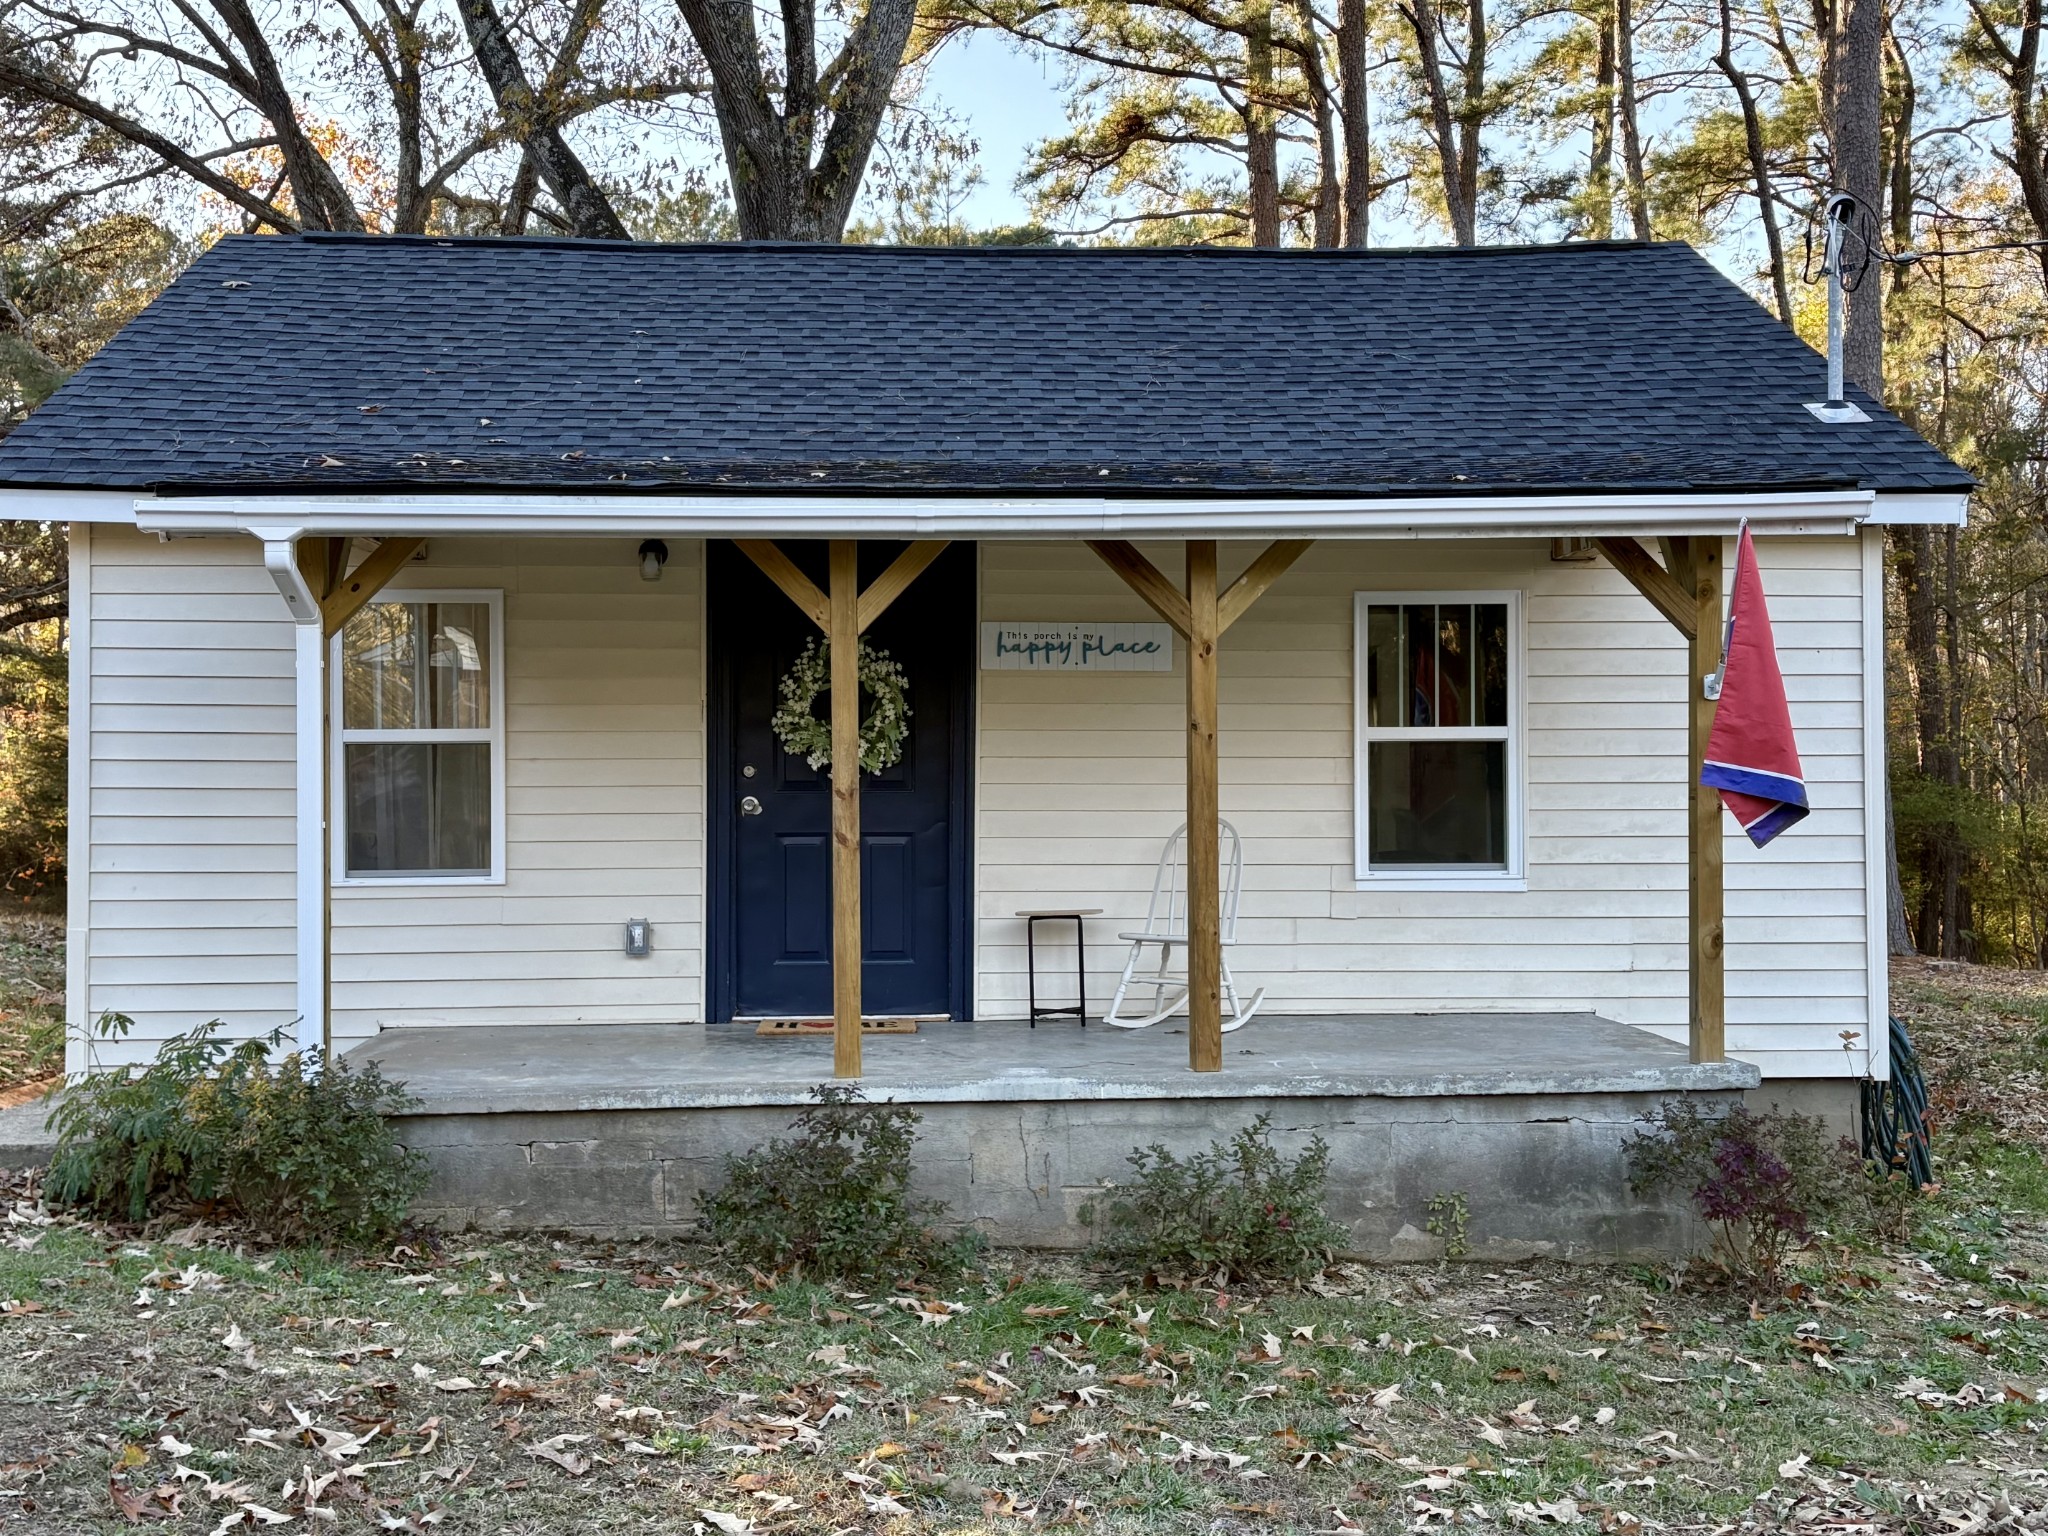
[
  {"x1": 974, "y1": 536, "x2": 1880, "y2": 1079},
  {"x1": 331, "y1": 539, "x2": 703, "y2": 1037},
  {"x1": 78, "y1": 524, "x2": 298, "y2": 1064},
  {"x1": 77, "y1": 528, "x2": 704, "y2": 1060},
  {"x1": 76, "y1": 526, "x2": 1875, "y2": 1079}
]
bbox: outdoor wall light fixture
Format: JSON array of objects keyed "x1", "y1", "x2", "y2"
[{"x1": 638, "y1": 539, "x2": 669, "y2": 581}]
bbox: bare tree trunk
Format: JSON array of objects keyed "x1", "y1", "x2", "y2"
[
  {"x1": 1897, "y1": 522, "x2": 1957, "y2": 955},
  {"x1": 1613, "y1": 0, "x2": 1651, "y2": 237},
  {"x1": 1886, "y1": 775, "x2": 1914, "y2": 956},
  {"x1": 1885, "y1": 20, "x2": 1915, "y2": 299},
  {"x1": 1834, "y1": 0, "x2": 1885, "y2": 395},
  {"x1": 679, "y1": 0, "x2": 917, "y2": 241},
  {"x1": 453, "y1": 0, "x2": 629, "y2": 238},
  {"x1": 1339, "y1": 0, "x2": 1371, "y2": 246},
  {"x1": 1247, "y1": 2, "x2": 1282, "y2": 246},
  {"x1": 1590, "y1": 4, "x2": 1614, "y2": 239},
  {"x1": 210, "y1": 0, "x2": 366, "y2": 230},
  {"x1": 1715, "y1": 0, "x2": 1793, "y2": 320},
  {"x1": 1941, "y1": 523, "x2": 1970, "y2": 957},
  {"x1": 502, "y1": 149, "x2": 541, "y2": 234},
  {"x1": 1458, "y1": 0, "x2": 1487, "y2": 238},
  {"x1": 1291, "y1": 0, "x2": 1343, "y2": 246},
  {"x1": 388, "y1": 1, "x2": 427, "y2": 232},
  {"x1": 1403, "y1": 0, "x2": 1476, "y2": 243}
]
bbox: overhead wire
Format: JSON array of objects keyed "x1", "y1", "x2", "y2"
[{"x1": 1805, "y1": 187, "x2": 2048, "y2": 269}]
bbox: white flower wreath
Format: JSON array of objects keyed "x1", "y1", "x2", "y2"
[{"x1": 770, "y1": 637, "x2": 912, "y2": 774}]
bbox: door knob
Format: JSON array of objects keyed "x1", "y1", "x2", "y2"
[{"x1": 739, "y1": 795, "x2": 763, "y2": 817}]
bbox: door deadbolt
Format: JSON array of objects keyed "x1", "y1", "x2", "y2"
[{"x1": 739, "y1": 795, "x2": 763, "y2": 816}]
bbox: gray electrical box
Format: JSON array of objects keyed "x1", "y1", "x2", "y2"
[{"x1": 624, "y1": 918, "x2": 651, "y2": 957}]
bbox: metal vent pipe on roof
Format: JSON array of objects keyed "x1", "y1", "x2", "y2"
[{"x1": 1807, "y1": 192, "x2": 1871, "y2": 425}]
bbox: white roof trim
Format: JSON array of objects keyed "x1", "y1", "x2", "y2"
[
  {"x1": 96, "y1": 487, "x2": 1920, "y2": 540},
  {"x1": 0, "y1": 484, "x2": 1969, "y2": 533},
  {"x1": 1866, "y1": 490, "x2": 1969, "y2": 526}
]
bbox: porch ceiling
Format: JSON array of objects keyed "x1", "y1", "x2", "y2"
[{"x1": 346, "y1": 1014, "x2": 1760, "y2": 1118}]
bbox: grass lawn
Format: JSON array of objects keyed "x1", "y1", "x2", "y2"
[{"x1": 0, "y1": 959, "x2": 2045, "y2": 1533}]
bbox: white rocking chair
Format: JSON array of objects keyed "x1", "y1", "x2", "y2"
[{"x1": 1103, "y1": 819, "x2": 1266, "y2": 1032}]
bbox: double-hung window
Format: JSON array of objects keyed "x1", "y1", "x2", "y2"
[
  {"x1": 333, "y1": 591, "x2": 504, "y2": 883},
  {"x1": 1354, "y1": 591, "x2": 1522, "y2": 886}
]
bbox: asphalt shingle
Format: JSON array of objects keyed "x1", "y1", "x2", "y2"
[{"x1": 0, "y1": 233, "x2": 1971, "y2": 497}]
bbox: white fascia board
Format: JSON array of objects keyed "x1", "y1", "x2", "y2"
[
  {"x1": 1866, "y1": 490, "x2": 1970, "y2": 526},
  {"x1": 0, "y1": 487, "x2": 145, "y2": 523},
  {"x1": 132, "y1": 488, "x2": 1880, "y2": 540}
]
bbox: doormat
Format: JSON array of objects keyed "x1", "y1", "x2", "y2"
[{"x1": 753, "y1": 1017, "x2": 921, "y2": 1038}]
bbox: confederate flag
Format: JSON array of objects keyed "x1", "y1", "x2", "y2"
[{"x1": 1699, "y1": 526, "x2": 1810, "y2": 847}]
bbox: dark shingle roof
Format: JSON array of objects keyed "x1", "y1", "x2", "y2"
[{"x1": 0, "y1": 233, "x2": 1970, "y2": 497}]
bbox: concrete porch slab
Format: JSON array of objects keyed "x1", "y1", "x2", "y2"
[{"x1": 346, "y1": 1012, "x2": 1758, "y2": 1117}]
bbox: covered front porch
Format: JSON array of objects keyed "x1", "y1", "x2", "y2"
[{"x1": 348, "y1": 1010, "x2": 1759, "y2": 1256}]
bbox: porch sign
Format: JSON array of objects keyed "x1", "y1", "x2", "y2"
[{"x1": 981, "y1": 621, "x2": 1174, "y2": 671}]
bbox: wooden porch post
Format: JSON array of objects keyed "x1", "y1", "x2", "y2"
[
  {"x1": 1596, "y1": 534, "x2": 1726, "y2": 1064},
  {"x1": 1185, "y1": 541, "x2": 1223, "y2": 1073},
  {"x1": 734, "y1": 539, "x2": 951, "y2": 1077},
  {"x1": 1675, "y1": 537, "x2": 1727, "y2": 1064},
  {"x1": 1086, "y1": 537, "x2": 1311, "y2": 1072},
  {"x1": 828, "y1": 541, "x2": 864, "y2": 1079}
]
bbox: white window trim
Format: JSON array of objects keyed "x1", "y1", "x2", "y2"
[
  {"x1": 1352, "y1": 588, "x2": 1526, "y2": 890},
  {"x1": 330, "y1": 587, "x2": 507, "y2": 887}
]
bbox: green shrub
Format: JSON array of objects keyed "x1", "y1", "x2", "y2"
[
  {"x1": 697, "y1": 1084, "x2": 978, "y2": 1281},
  {"x1": 1625, "y1": 1098, "x2": 1870, "y2": 1291},
  {"x1": 1081, "y1": 1114, "x2": 1346, "y2": 1285},
  {"x1": 45, "y1": 1014, "x2": 426, "y2": 1246}
]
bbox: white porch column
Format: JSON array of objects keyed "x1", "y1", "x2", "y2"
[{"x1": 255, "y1": 531, "x2": 327, "y2": 1056}]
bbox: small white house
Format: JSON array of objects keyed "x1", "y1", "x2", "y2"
[{"x1": 0, "y1": 235, "x2": 1970, "y2": 1252}]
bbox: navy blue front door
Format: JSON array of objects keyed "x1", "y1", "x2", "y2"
[{"x1": 708, "y1": 542, "x2": 972, "y2": 1020}]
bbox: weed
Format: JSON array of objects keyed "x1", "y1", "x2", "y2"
[
  {"x1": 697, "y1": 1084, "x2": 980, "y2": 1282},
  {"x1": 1080, "y1": 1113, "x2": 1345, "y2": 1285},
  {"x1": 1426, "y1": 1190, "x2": 1471, "y2": 1259}
]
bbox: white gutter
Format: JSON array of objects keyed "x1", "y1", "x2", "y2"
[{"x1": 123, "y1": 487, "x2": 1930, "y2": 540}]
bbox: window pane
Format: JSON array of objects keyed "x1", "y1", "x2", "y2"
[
  {"x1": 1434, "y1": 604, "x2": 1472, "y2": 726},
  {"x1": 1476, "y1": 603, "x2": 1509, "y2": 727},
  {"x1": 342, "y1": 601, "x2": 491, "y2": 731},
  {"x1": 1401, "y1": 603, "x2": 1436, "y2": 724},
  {"x1": 1365, "y1": 605, "x2": 1405, "y2": 727},
  {"x1": 1368, "y1": 740, "x2": 1507, "y2": 867},
  {"x1": 344, "y1": 742, "x2": 491, "y2": 876}
]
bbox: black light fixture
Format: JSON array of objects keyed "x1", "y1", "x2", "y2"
[{"x1": 638, "y1": 538, "x2": 669, "y2": 582}]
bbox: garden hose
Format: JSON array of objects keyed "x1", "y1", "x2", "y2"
[{"x1": 1860, "y1": 1014, "x2": 1934, "y2": 1189}]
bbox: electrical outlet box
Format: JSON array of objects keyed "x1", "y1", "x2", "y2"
[{"x1": 624, "y1": 919, "x2": 651, "y2": 958}]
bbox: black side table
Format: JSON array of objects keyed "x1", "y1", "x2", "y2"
[{"x1": 1016, "y1": 909, "x2": 1101, "y2": 1027}]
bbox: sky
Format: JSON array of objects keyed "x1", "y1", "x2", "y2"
[{"x1": 916, "y1": 33, "x2": 1074, "y2": 231}]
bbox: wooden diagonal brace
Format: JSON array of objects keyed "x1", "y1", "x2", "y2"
[
  {"x1": 1218, "y1": 539, "x2": 1313, "y2": 634},
  {"x1": 736, "y1": 540, "x2": 830, "y2": 632},
  {"x1": 1085, "y1": 540, "x2": 1192, "y2": 638},
  {"x1": 1594, "y1": 537, "x2": 1697, "y2": 640},
  {"x1": 858, "y1": 541, "x2": 950, "y2": 633},
  {"x1": 321, "y1": 536, "x2": 425, "y2": 637}
]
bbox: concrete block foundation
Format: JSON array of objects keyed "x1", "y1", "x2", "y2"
[{"x1": 354, "y1": 1014, "x2": 1760, "y2": 1260}]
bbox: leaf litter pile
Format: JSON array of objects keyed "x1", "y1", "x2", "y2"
[{"x1": 3, "y1": 958, "x2": 2048, "y2": 1532}]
